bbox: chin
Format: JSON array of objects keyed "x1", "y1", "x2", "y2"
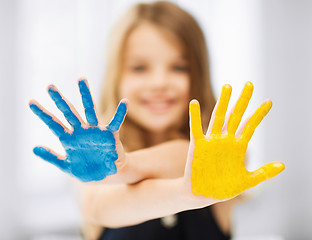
[
  {"x1": 128, "y1": 107, "x2": 186, "y2": 134},
  {"x1": 141, "y1": 118, "x2": 178, "y2": 134}
]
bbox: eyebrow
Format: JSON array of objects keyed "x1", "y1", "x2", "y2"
[{"x1": 126, "y1": 54, "x2": 188, "y2": 61}]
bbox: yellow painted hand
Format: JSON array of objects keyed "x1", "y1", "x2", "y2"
[{"x1": 190, "y1": 82, "x2": 285, "y2": 200}]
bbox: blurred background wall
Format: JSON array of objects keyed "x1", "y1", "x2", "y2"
[{"x1": 0, "y1": 0, "x2": 311, "y2": 239}]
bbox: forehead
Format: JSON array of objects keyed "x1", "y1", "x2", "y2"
[{"x1": 124, "y1": 22, "x2": 186, "y2": 60}]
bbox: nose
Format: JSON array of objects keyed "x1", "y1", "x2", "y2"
[{"x1": 149, "y1": 68, "x2": 168, "y2": 90}]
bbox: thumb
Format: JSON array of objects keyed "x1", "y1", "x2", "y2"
[
  {"x1": 249, "y1": 162, "x2": 285, "y2": 187},
  {"x1": 107, "y1": 99, "x2": 128, "y2": 132}
]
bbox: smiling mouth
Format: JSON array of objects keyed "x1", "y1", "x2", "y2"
[{"x1": 142, "y1": 99, "x2": 175, "y2": 113}]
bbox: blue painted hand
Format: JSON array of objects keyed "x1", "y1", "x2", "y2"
[{"x1": 29, "y1": 79, "x2": 127, "y2": 182}]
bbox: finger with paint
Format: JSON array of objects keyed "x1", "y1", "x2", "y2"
[
  {"x1": 189, "y1": 82, "x2": 285, "y2": 199},
  {"x1": 29, "y1": 79, "x2": 128, "y2": 182}
]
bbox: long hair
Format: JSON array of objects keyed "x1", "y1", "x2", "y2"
[
  {"x1": 99, "y1": 1, "x2": 215, "y2": 150},
  {"x1": 83, "y1": 2, "x2": 217, "y2": 239}
]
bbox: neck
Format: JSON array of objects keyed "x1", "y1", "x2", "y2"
[{"x1": 145, "y1": 131, "x2": 168, "y2": 146}]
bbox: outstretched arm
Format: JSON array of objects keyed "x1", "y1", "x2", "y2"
[
  {"x1": 30, "y1": 78, "x2": 189, "y2": 184},
  {"x1": 80, "y1": 177, "x2": 211, "y2": 228},
  {"x1": 106, "y1": 139, "x2": 189, "y2": 183},
  {"x1": 186, "y1": 82, "x2": 285, "y2": 199},
  {"x1": 29, "y1": 79, "x2": 127, "y2": 182},
  {"x1": 81, "y1": 82, "x2": 285, "y2": 228}
]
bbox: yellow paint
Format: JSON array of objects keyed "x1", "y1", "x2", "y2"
[{"x1": 190, "y1": 82, "x2": 285, "y2": 199}]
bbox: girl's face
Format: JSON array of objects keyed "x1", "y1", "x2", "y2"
[{"x1": 119, "y1": 23, "x2": 190, "y2": 134}]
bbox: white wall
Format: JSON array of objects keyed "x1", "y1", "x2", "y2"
[
  {"x1": 234, "y1": 1, "x2": 312, "y2": 239},
  {"x1": 0, "y1": 0, "x2": 20, "y2": 239}
]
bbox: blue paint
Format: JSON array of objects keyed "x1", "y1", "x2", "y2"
[
  {"x1": 29, "y1": 103, "x2": 66, "y2": 137},
  {"x1": 48, "y1": 85, "x2": 82, "y2": 128},
  {"x1": 33, "y1": 146, "x2": 70, "y2": 173},
  {"x1": 29, "y1": 80, "x2": 128, "y2": 182},
  {"x1": 78, "y1": 79, "x2": 98, "y2": 126},
  {"x1": 32, "y1": 127, "x2": 118, "y2": 182},
  {"x1": 62, "y1": 127, "x2": 118, "y2": 181},
  {"x1": 107, "y1": 102, "x2": 127, "y2": 132}
]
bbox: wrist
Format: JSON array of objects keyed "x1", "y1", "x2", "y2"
[
  {"x1": 176, "y1": 177, "x2": 220, "y2": 211},
  {"x1": 115, "y1": 152, "x2": 128, "y2": 172},
  {"x1": 101, "y1": 152, "x2": 129, "y2": 184},
  {"x1": 116, "y1": 152, "x2": 146, "y2": 184}
]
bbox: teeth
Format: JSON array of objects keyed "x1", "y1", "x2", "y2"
[
  {"x1": 150, "y1": 102, "x2": 167, "y2": 107},
  {"x1": 145, "y1": 101, "x2": 171, "y2": 111}
]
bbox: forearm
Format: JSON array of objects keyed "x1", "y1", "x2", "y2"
[
  {"x1": 101, "y1": 152, "x2": 144, "y2": 184},
  {"x1": 80, "y1": 177, "x2": 215, "y2": 228},
  {"x1": 102, "y1": 139, "x2": 189, "y2": 184}
]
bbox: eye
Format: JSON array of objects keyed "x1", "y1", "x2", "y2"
[
  {"x1": 172, "y1": 65, "x2": 189, "y2": 72},
  {"x1": 132, "y1": 65, "x2": 146, "y2": 72}
]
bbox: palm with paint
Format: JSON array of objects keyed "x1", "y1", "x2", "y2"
[
  {"x1": 29, "y1": 79, "x2": 127, "y2": 182},
  {"x1": 185, "y1": 82, "x2": 285, "y2": 200}
]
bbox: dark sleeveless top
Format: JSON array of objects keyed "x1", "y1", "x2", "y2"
[{"x1": 99, "y1": 206, "x2": 231, "y2": 240}]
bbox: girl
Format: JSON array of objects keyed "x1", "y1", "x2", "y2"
[{"x1": 29, "y1": 1, "x2": 284, "y2": 240}]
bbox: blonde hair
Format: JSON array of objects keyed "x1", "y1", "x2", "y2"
[
  {"x1": 99, "y1": 1, "x2": 215, "y2": 150},
  {"x1": 83, "y1": 2, "x2": 217, "y2": 239}
]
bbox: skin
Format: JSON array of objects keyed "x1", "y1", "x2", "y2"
[
  {"x1": 29, "y1": 79, "x2": 128, "y2": 182},
  {"x1": 189, "y1": 83, "x2": 285, "y2": 199},
  {"x1": 29, "y1": 23, "x2": 285, "y2": 237},
  {"x1": 120, "y1": 22, "x2": 190, "y2": 145}
]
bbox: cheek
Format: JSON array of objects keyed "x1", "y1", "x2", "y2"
[
  {"x1": 119, "y1": 77, "x2": 140, "y2": 99},
  {"x1": 119, "y1": 82, "x2": 127, "y2": 99},
  {"x1": 175, "y1": 77, "x2": 191, "y2": 121},
  {"x1": 175, "y1": 76, "x2": 190, "y2": 101},
  {"x1": 118, "y1": 78, "x2": 144, "y2": 120}
]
